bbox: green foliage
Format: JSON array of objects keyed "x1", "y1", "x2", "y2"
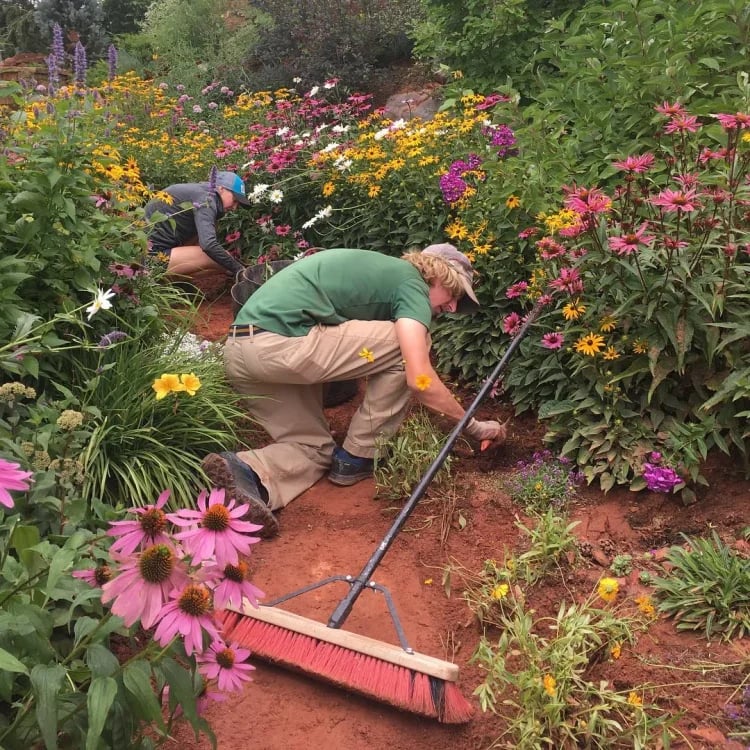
[
  {"x1": 373, "y1": 407, "x2": 453, "y2": 500},
  {"x1": 33, "y1": 0, "x2": 109, "y2": 58},
  {"x1": 472, "y1": 585, "x2": 672, "y2": 749},
  {"x1": 499, "y1": 449, "x2": 581, "y2": 513},
  {"x1": 610, "y1": 553, "x2": 633, "y2": 577},
  {"x1": 652, "y1": 532, "x2": 750, "y2": 640},
  {"x1": 514, "y1": 510, "x2": 580, "y2": 586},
  {"x1": 0, "y1": 0, "x2": 46, "y2": 56},
  {"x1": 101, "y1": 0, "x2": 149, "y2": 36}
]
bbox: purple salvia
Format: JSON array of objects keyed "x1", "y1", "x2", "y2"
[
  {"x1": 107, "y1": 44, "x2": 118, "y2": 82},
  {"x1": 97, "y1": 330, "x2": 128, "y2": 349},
  {"x1": 208, "y1": 166, "x2": 218, "y2": 190},
  {"x1": 46, "y1": 53, "x2": 59, "y2": 93},
  {"x1": 52, "y1": 23, "x2": 65, "y2": 69},
  {"x1": 73, "y1": 41, "x2": 87, "y2": 86}
]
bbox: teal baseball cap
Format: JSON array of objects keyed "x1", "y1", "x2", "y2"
[{"x1": 216, "y1": 171, "x2": 250, "y2": 206}]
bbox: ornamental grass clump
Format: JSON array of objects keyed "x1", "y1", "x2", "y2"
[
  {"x1": 500, "y1": 450, "x2": 582, "y2": 513},
  {"x1": 503, "y1": 97, "x2": 750, "y2": 495},
  {"x1": 651, "y1": 531, "x2": 750, "y2": 640}
]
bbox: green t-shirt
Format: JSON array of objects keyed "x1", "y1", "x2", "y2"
[{"x1": 235, "y1": 248, "x2": 432, "y2": 337}]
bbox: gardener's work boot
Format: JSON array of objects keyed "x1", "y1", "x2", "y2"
[
  {"x1": 327, "y1": 447, "x2": 375, "y2": 486},
  {"x1": 201, "y1": 452, "x2": 279, "y2": 538}
]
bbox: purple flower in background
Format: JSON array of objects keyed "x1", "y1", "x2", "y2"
[
  {"x1": 107, "y1": 44, "x2": 118, "y2": 82},
  {"x1": 439, "y1": 172, "x2": 468, "y2": 203},
  {"x1": 97, "y1": 330, "x2": 128, "y2": 349},
  {"x1": 51, "y1": 23, "x2": 65, "y2": 68},
  {"x1": 642, "y1": 463, "x2": 682, "y2": 493},
  {"x1": 73, "y1": 41, "x2": 87, "y2": 86},
  {"x1": 488, "y1": 124, "x2": 518, "y2": 158}
]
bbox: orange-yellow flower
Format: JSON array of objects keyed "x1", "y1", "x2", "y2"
[
  {"x1": 491, "y1": 583, "x2": 509, "y2": 600},
  {"x1": 635, "y1": 594, "x2": 656, "y2": 617},
  {"x1": 627, "y1": 691, "x2": 643, "y2": 707},
  {"x1": 415, "y1": 374, "x2": 432, "y2": 391},
  {"x1": 542, "y1": 673, "x2": 556, "y2": 696},
  {"x1": 359, "y1": 348, "x2": 375, "y2": 363},
  {"x1": 597, "y1": 577, "x2": 619, "y2": 603},
  {"x1": 574, "y1": 332, "x2": 606, "y2": 356},
  {"x1": 609, "y1": 642, "x2": 622, "y2": 660},
  {"x1": 152, "y1": 374, "x2": 183, "y2": 400},
  {"x1": 506, "y1": 195, "x2": 521, "y2": 209},
  {"x1": 179, "y1": 373, "x2": 202, "y2": 396},
  {"x1": 562, "y1": 299, "x2": 586, "y2": 320}
]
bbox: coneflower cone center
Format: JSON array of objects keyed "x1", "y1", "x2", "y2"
[
  {"x1": 223, "y1": 562, "x2": 247, "y2": 583},
  {"x1": 94, "y1": 565, "x2": 112, "y2": 586},
  {"x1": 178, "y1": 584, "x2": 211, "y2": 615},
  {"x1": 216, "y1": 648, "x2": 236, "y2": 669},
  {"x1": 202, "y1": 504, "x2": 230, "y2": 531},
  {"x1": 140, "y1": 508, "x2": 167, "y2": 536},
  {"x1": 138, "y1": 544, "x2": 174, "y2": 583}
]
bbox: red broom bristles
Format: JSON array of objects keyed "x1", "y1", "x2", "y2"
[{"x1": 218, "y1": 610, "x2": 474, "y2": 723}]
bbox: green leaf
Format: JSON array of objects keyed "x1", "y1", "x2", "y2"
[
  {"x1": 161, "y1": 657, "x2": 199, "y2": 724},
  {"x1": 86, "y1": 643, "x2": 120, "y2": 679},
  {"x1": 86, "y1": 676, "x2": 118, "y2": 750},
  {"x1": 31, "y1": 663, "x2": 67, "y2": 750},
  {"x1": 0, "y1": 647, "x2": 29, "y2": 674},
  {"x1": 123, "y1": 660, "x2": 165, "y2": 729}
]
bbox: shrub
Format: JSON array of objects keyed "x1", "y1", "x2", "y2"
[{"x1": 499, "y1": 450, "x2": 581, "y2": 513}]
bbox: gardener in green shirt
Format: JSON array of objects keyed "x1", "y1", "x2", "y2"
[{"x1": 202, "y1": 244, "x2": 505, "y2": 537}]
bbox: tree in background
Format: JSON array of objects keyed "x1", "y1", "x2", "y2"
[
  {"x1": 0, "y1": 0, "x2": 46, "y2": 57},
  {"x1": 101, "y1": 0, "x2": 150, "y2": 35},
  {"x1": 34, "y1": 0, "x2": 109, "y2": 59}
]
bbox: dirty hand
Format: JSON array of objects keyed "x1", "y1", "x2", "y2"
[{"x1": 464, "y1": 418, "x2": 506, "y2": 442}]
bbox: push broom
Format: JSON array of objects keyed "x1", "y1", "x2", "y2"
[{"x1": 219, "y1": 302, "x2": 543, "y2": 722}]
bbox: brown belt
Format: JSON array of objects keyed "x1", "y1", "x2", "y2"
[{"x1": 229, "y1": 325, "x2": 268, "y2": 337}]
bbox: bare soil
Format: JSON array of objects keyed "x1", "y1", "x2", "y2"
[{"x1": 173, "y1": 281, "x2": 750, "y2": 750}]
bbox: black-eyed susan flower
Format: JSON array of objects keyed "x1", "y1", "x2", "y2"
[
  {"x1": 602, "y1": 346, "x2": 620, "y2": 360},
  {"x1": 632, "y1": 339, "x2": 649, "y2": 354},
  {"x1": 562, "y1": 298, "x2": 586, "y2": 320},
  {"x1": 599, "y1": 315, "x2": 617, "y2": 332},
  {"x1": 574, "y1": 332, "x2": 606, "y2": 356},
  {"x1": 506, "y1": 195, "x2": 521, "y2": 209}
]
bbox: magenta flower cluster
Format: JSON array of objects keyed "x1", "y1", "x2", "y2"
[
  {"x1": 642, "y1": 460, "x2": 682, "y2": 493},
  {"x1": 439, "y1": 153, "x2": 483, "y2": 204}
]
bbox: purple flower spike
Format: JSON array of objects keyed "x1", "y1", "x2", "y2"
[
  {"x1": 73, "y1": 41, "x2": 87, "y2": 86},
  {"x1": 107, "y1": 45, "x2": 118, "y2": 82}
]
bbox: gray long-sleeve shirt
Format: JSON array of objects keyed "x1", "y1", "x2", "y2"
[{"x1": 145, "y1": 181, "x2": 243, "y2": 275}]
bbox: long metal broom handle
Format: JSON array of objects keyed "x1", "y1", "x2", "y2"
[{"x1": 327, "y1": 300, "x2": 544, "y2": 629}]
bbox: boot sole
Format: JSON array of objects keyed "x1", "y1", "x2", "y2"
[
  {"x1": 327, "y1": 470, "x2": 373, "y2": 487},
  {"x1": 202, "y1": 453, "x2": 279, "y2": 538}
]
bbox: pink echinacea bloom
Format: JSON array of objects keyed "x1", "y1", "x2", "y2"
[
  {"x1": 153, "y1": 582, "x2": 219, "y2": 655},
  {"x1": 541, "y1": 332, "x2": 565, "y2": 350},
  {"x1": 211, "y1": 560, "x2": 265, "y2": 610},
  {"x1": 101, "y1": 543, "x2": 189, "y2": 628},
  {"x1": 502, "y1": 312, "x2": 521, "y2": 335},
  {"x1": 108, "y1": 489, "x2": 172, "y2": 555},
  {"x1": 0, "y1": 457, "x2": 33, "y2": 509},
  {"x1": 169, "y1": 487, "x2": 262, "y2": 567},
  {"x1": 197, "y1": 638, "x2": 255, "y2": 692}
]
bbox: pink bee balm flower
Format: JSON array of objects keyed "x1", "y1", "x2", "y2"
[
  {"x1": 564, "y1": 186, "x2": 612, "y2": 215},
  {"x1": 108, "y1": 489, "x2": 172, "y2": 555},
  {"x1": 655, "y1": 101, "x2": 686, "y2": 116},
  {"x1": 663, "y1": 114, "x2": 700, "y2": 134},
  {"x1": 612, "y1": 153, "x2": 655, "y2": 174},
  {"x1": 153, "y1": 582, "x2": 219, "y2": 655},
  {"x1": 541, "y1": 332, "x2": 564, "y2": 350},
  {"x1": 197, "y1": 638, "x2": 255, "y2": 692},
  {"x1": 169, "y1": 488, "x2": 262, "y2": 567},
  {"x1": 211, "y1": 560, "x2": 265, "y2": 610},
  {"x1": 712, "y1": 112, "x2": 750, "y2": 130},
  {"x1": 101, "y1": 543, "x2": 189, "y2": 628},
  {"x1": 650, "y1": 188, "x2": 699, "y2": 213},
  {"x1": 608, "y1": 223, "x2": 656, "y2": 256},
  {"x1": 0, "y1": 457, "x2": 33, "y2": 509}
]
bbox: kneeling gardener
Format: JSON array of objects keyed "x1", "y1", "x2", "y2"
[{"x1": 202, "y1": 244, "x2": 505, "y2": 537}]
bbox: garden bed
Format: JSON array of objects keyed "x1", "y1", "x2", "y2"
[{"x1": 173, "y1": 287, "x2": 750, "y2": 750}]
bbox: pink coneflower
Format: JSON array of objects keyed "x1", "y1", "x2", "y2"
[
  {"x1": 211, "y1": 560, "x2": 265, "y2": 609},
  {"x1": 664, "y1": 114, "x2": 700, "y2": 134},
  {"x1": 153, "y1": 582, "x2": 219, "y2": 655},
  {"x1": 655, "y1": 101, "x2": 686, "y2": 116},
  {"x1": 506, "y1": 281, "x2": 528, "y2": 299},
  {"x1": 536, "y1": 236, "x2": 567, "y2": 260},
  {"x1": 712, "y1": 112, "x2": 750, "y2": 130},
  {"x1": 564, "y1": 186, "x2": 612, "y2": 215},
  {"x1": 101, "y1": 544, "x2": 189, "y2": 628},
  {"x1": 558, "y1": 221, "x2": 585, "y2": 238},
  {"x1": 541, "y1": 332, "x2": 564, "y2": 350},
  {"x1": 663, "y1": 236, "x2": 689, "y2": 251},
  {"x1": 650, "y1": 188, "x2": 699, "y2": 213},
  {"x1": 73, "y1": 564, "x2": 113, "y2": 588},
  {"x1": 169, "y1": 488, "x2": 262, "y2": 567},
  {"x1": 698, "y1": 146, "x2": 727, "y2": 163},
  {"x1": 548, "y1": 267, "x2": 583, "y2": 294},
  {"x1": 612, "y1": 153, "x2": 655, "y2": 174},
  {"x1": 608, "y1": 223, "x2": 656, "y2": 255},
  {"x1": 518, "y1": 226, "x2": 539, "y2": 239},
  {"x1": 225, "y1": 230, "x2": 241, "y2": 243},
  {"x1": 502, "y1": 312, "x2": 521, "y2": 335},
  {"x1": 0, "y1": 457, "x2": 33, "y2": 509},
  {"x1": 197, "y1": 638, "x2": 255, "y2": 692},
  {"x1": 108, "y1": 489, "x2": 172, "y2": 556}
]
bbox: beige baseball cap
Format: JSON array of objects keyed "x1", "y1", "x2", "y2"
[{"x1": 422, "y1": 243, "x2": 479, "y2": 312}]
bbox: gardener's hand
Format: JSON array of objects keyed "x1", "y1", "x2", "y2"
[{"x1": 464, "y1": 418, "x2": 506, "y2": 442}]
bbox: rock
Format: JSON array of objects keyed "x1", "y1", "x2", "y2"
[{"x1": 383, "y1": 89, "x2": 440, "y2": 121}]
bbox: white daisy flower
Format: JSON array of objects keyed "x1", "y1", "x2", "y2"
[{"x1": 86, "y1": 288, "x2": 116, "y2": 321}]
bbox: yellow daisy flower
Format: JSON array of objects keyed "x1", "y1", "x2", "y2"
[
  {"x1": 609, "y1": 642, "x2": 622, "y2": 660},
  {"x1": 627, "y1": 691, "x2": 643, "y2": 708},
  {"x1": 602, "y1": 346, "x2": 620, "y2": 360},
  {"x1": 597, "y1": 577, "x2": 619, "y2": 603},
  {"x1": 359, "y1": 348, "x2": 375, "y2": 363},
  {"x1": 179, "y1": 373, "x2": 202, "y2": 396},
  {"x1": 542, "y1": 674, "x2": 556, "y2": 696},
  {"x1": 632, "y1": 339, "x2": 649, "y2": 354},
  {"x1": 490, "y1": 583, "x2": 509, "y2": 600},
  {"x1": 322, "y1": 181, "x2": 336, "y2": 197},
  {"x1": 152, "y1": 373, "x2": 183, "y2": 400},
  {"x1": 574, "y1": 332, "x2": 606, "y2": 356},
  {"x1": 505, "y1": 195, "x2": 521, "y2": 209},
  {"x1": 599, "y1": 315, "x2": 617, "y2": 332},
  {"x1": 562, "y1": 299, "x2": 586, "y2": 320},
  {"x1": 415, "y1": 374, "x2": 432, "y2": 391},
  {"x1": 635, "y1": 594, "x2": 656, "y2": 617}
]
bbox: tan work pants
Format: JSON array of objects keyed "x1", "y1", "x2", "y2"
[{"x1": 223, "y1": 320, "x2": 412, "y2": 510}]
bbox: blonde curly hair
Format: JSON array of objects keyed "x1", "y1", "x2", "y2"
[{"x1": 402, "y1": 250, "x2": 465, "y2": 298}]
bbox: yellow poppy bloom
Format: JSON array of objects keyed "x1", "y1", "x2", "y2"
[
  {"x1": 415, "y1": 374, "x2": 432, "y2": 391},
  {"x1": 597, "y1": 577, "x2": 619, "y2": 602},
  {"x1": 562, "y1": 299, "x2": 586, "y2": 320},
  {"x1": 152, "y1": 373, "x2": 183, "y2": 400},
  {"x1": 574, "y1": 332, "x2": 606, "y2": 356},
  {"x1": 542, "y1": 674, "x2": 556, "y2": 696},
  {"x1": 359, "y1": 348, "x2": 375, "y2": 363},
  {"x1": 180, "y1": 373, "x2": 202, "y2": 396}
]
